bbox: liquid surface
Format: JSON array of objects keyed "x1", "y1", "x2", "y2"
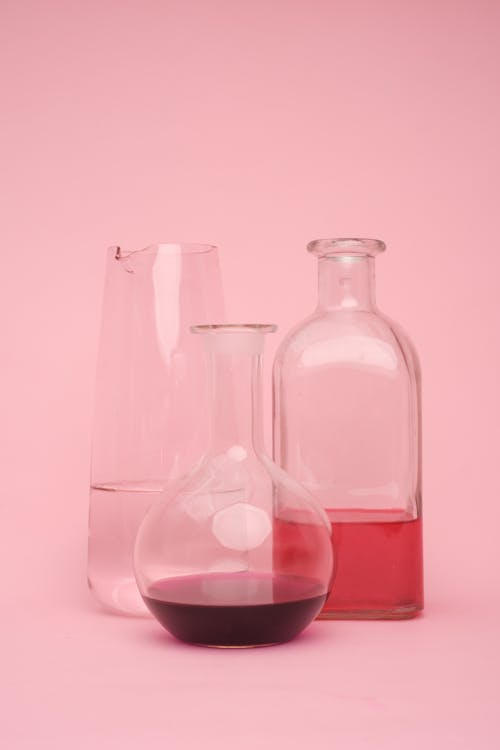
[
  {"x1": 324, "y1": 508, "x2": 423, "y2": 617},
  {"x1": 144, "y1": 572, "x2": 327, "y2": 647}
]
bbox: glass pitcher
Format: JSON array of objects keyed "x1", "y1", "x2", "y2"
[
  {"x1": 273, "y1": 238, "x2": 423, "y2": 619},
  {"x1": 88, "y1": 243, "x2": 225, "y2": 615}
]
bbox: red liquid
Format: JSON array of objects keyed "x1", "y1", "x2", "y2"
[
  {"x1": 144, "y1": 572, "x2": 327, "y2": 647},
  {"x1": 324, "y1": 509, "x2": 423, "y2": 618}
]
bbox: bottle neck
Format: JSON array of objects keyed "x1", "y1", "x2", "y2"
[
  {"x1": 317, "y1": 256, "x2": 376, "y2": 311},
  {"x1": 207, "y1": 349, "x2": 264, "y2": 456}
]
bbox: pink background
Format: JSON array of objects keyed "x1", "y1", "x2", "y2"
[{"x1": 2, "y1": 1, "x2": 499, "y2": 748}]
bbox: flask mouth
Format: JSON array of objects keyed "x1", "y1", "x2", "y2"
[
  {"x1": 191, "y1": 324, "x2": 277, "y2": 354},
  {"x1": 307, "y1": 238, "x2": 386, "y2": 260},
  {"x1": 191, "y1": 324, "x2": 277, "y2": 334}
]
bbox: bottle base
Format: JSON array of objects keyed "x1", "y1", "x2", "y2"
[{"x1": 317, "y1": 603, "x2": 423, "y2": 620}]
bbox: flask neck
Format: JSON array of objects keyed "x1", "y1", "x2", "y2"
[
  {"x1": 207, "y1": 348, "x2": 265, "y2": 456},
  {"x1": 317, "y1": 256, "x2": 376, "y2": 311}
]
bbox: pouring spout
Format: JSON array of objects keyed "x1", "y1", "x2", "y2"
[{"x1": 109, "y1": 245, "x2": 135, "y2": 273}]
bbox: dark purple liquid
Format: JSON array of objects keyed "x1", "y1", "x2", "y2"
[{"x1": 143, "y1": 572, "x2": 327, "y2": 647}]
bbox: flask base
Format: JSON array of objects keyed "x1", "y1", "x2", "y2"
[
  {"x1": 193, "y1": 641, "x2": 281, "y2": 649},
  {"x1": 143, "y1": 572, "x2": 327, "y2": 647}
]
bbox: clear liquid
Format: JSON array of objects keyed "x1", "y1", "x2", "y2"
[{"x1": 88, "y1": 483, "x2": 162, "y2": 616}]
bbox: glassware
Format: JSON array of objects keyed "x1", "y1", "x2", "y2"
[
  {"x1": 89, "y1": 243, "x2": 225, "y2": 616},
  {"x1": 134, "y1": 324, "x2": 334, "y2": 647},
  {"x1": 273, "y1": 238, "x2": 423, "y2": 619}
]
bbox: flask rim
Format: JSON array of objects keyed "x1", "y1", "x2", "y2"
[
  {"x1": 307, "y1": 238, "x2": 386, "y2": 259},
  {"x1": 191, "y1": 323, "x2": 277, "y2": 335}
]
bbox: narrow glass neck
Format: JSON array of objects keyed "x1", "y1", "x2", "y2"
[
  {"x1": 207, "y1": 349, "x2": 264, "y2": 455},
  {"x1": 317, "y1": 256, "x2": 376, "y2": 311}
]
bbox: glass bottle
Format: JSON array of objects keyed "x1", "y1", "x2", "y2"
[
  {"x1": 273, "y1": 239, "x2": 423, "y2": 619},
  {"x1": 134, "y1": 324, "x2": 334, "y2": 647},
  {"x1": 89, "y1": 243, "x2": 225, "y2": 616}
]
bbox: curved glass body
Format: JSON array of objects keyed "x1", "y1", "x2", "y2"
[
  {"x1": 89, "y1": 243, "x2": 225, "y2": 616},
  {"x1": 273, "y1": 239, "x2": 423, "y2": 619},
  {"x1": 135, "y1": 325, "x2": 334, "y2": 647}
]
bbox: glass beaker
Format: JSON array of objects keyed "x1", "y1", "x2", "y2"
[
  {"x1": 273, "y1": 239, "x2": 423, "y2": 619},
  {"x1": 89, "y1": 243, "x2": 225, "y2": 616},
  {"x1": 134, "y1": 325, "x2": 334, "y2": 647}
]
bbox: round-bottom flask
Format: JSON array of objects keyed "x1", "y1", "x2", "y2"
[{"x1": 134, "y1": 324, "x2": 334, "y2": 647}]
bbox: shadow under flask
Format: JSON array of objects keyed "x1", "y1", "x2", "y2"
[
  {"x1": 134, "y1": 324, "x2": 334, "y2": 647},
  {"x1": 273, "y1": 239, "x2": 423, "y2": 619}
]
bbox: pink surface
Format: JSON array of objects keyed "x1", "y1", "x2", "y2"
[{"x1": 1, "y1": 1, "x2": 499, "y2": 748}]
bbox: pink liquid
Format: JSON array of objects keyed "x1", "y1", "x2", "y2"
[
  {"x1": 143, "y1": 572, "x2": 327, "y2": 647},
  {"x1": 324, "y1": 508, "x2": 423, "y2": 619}
]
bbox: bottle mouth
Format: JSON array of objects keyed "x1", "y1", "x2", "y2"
[
  {"x1": 307, "y1": 238, "x2": 386, "y2": 259},
  {"x1": 191, "y1": 324, "x2": 277, "y2": 335}
]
